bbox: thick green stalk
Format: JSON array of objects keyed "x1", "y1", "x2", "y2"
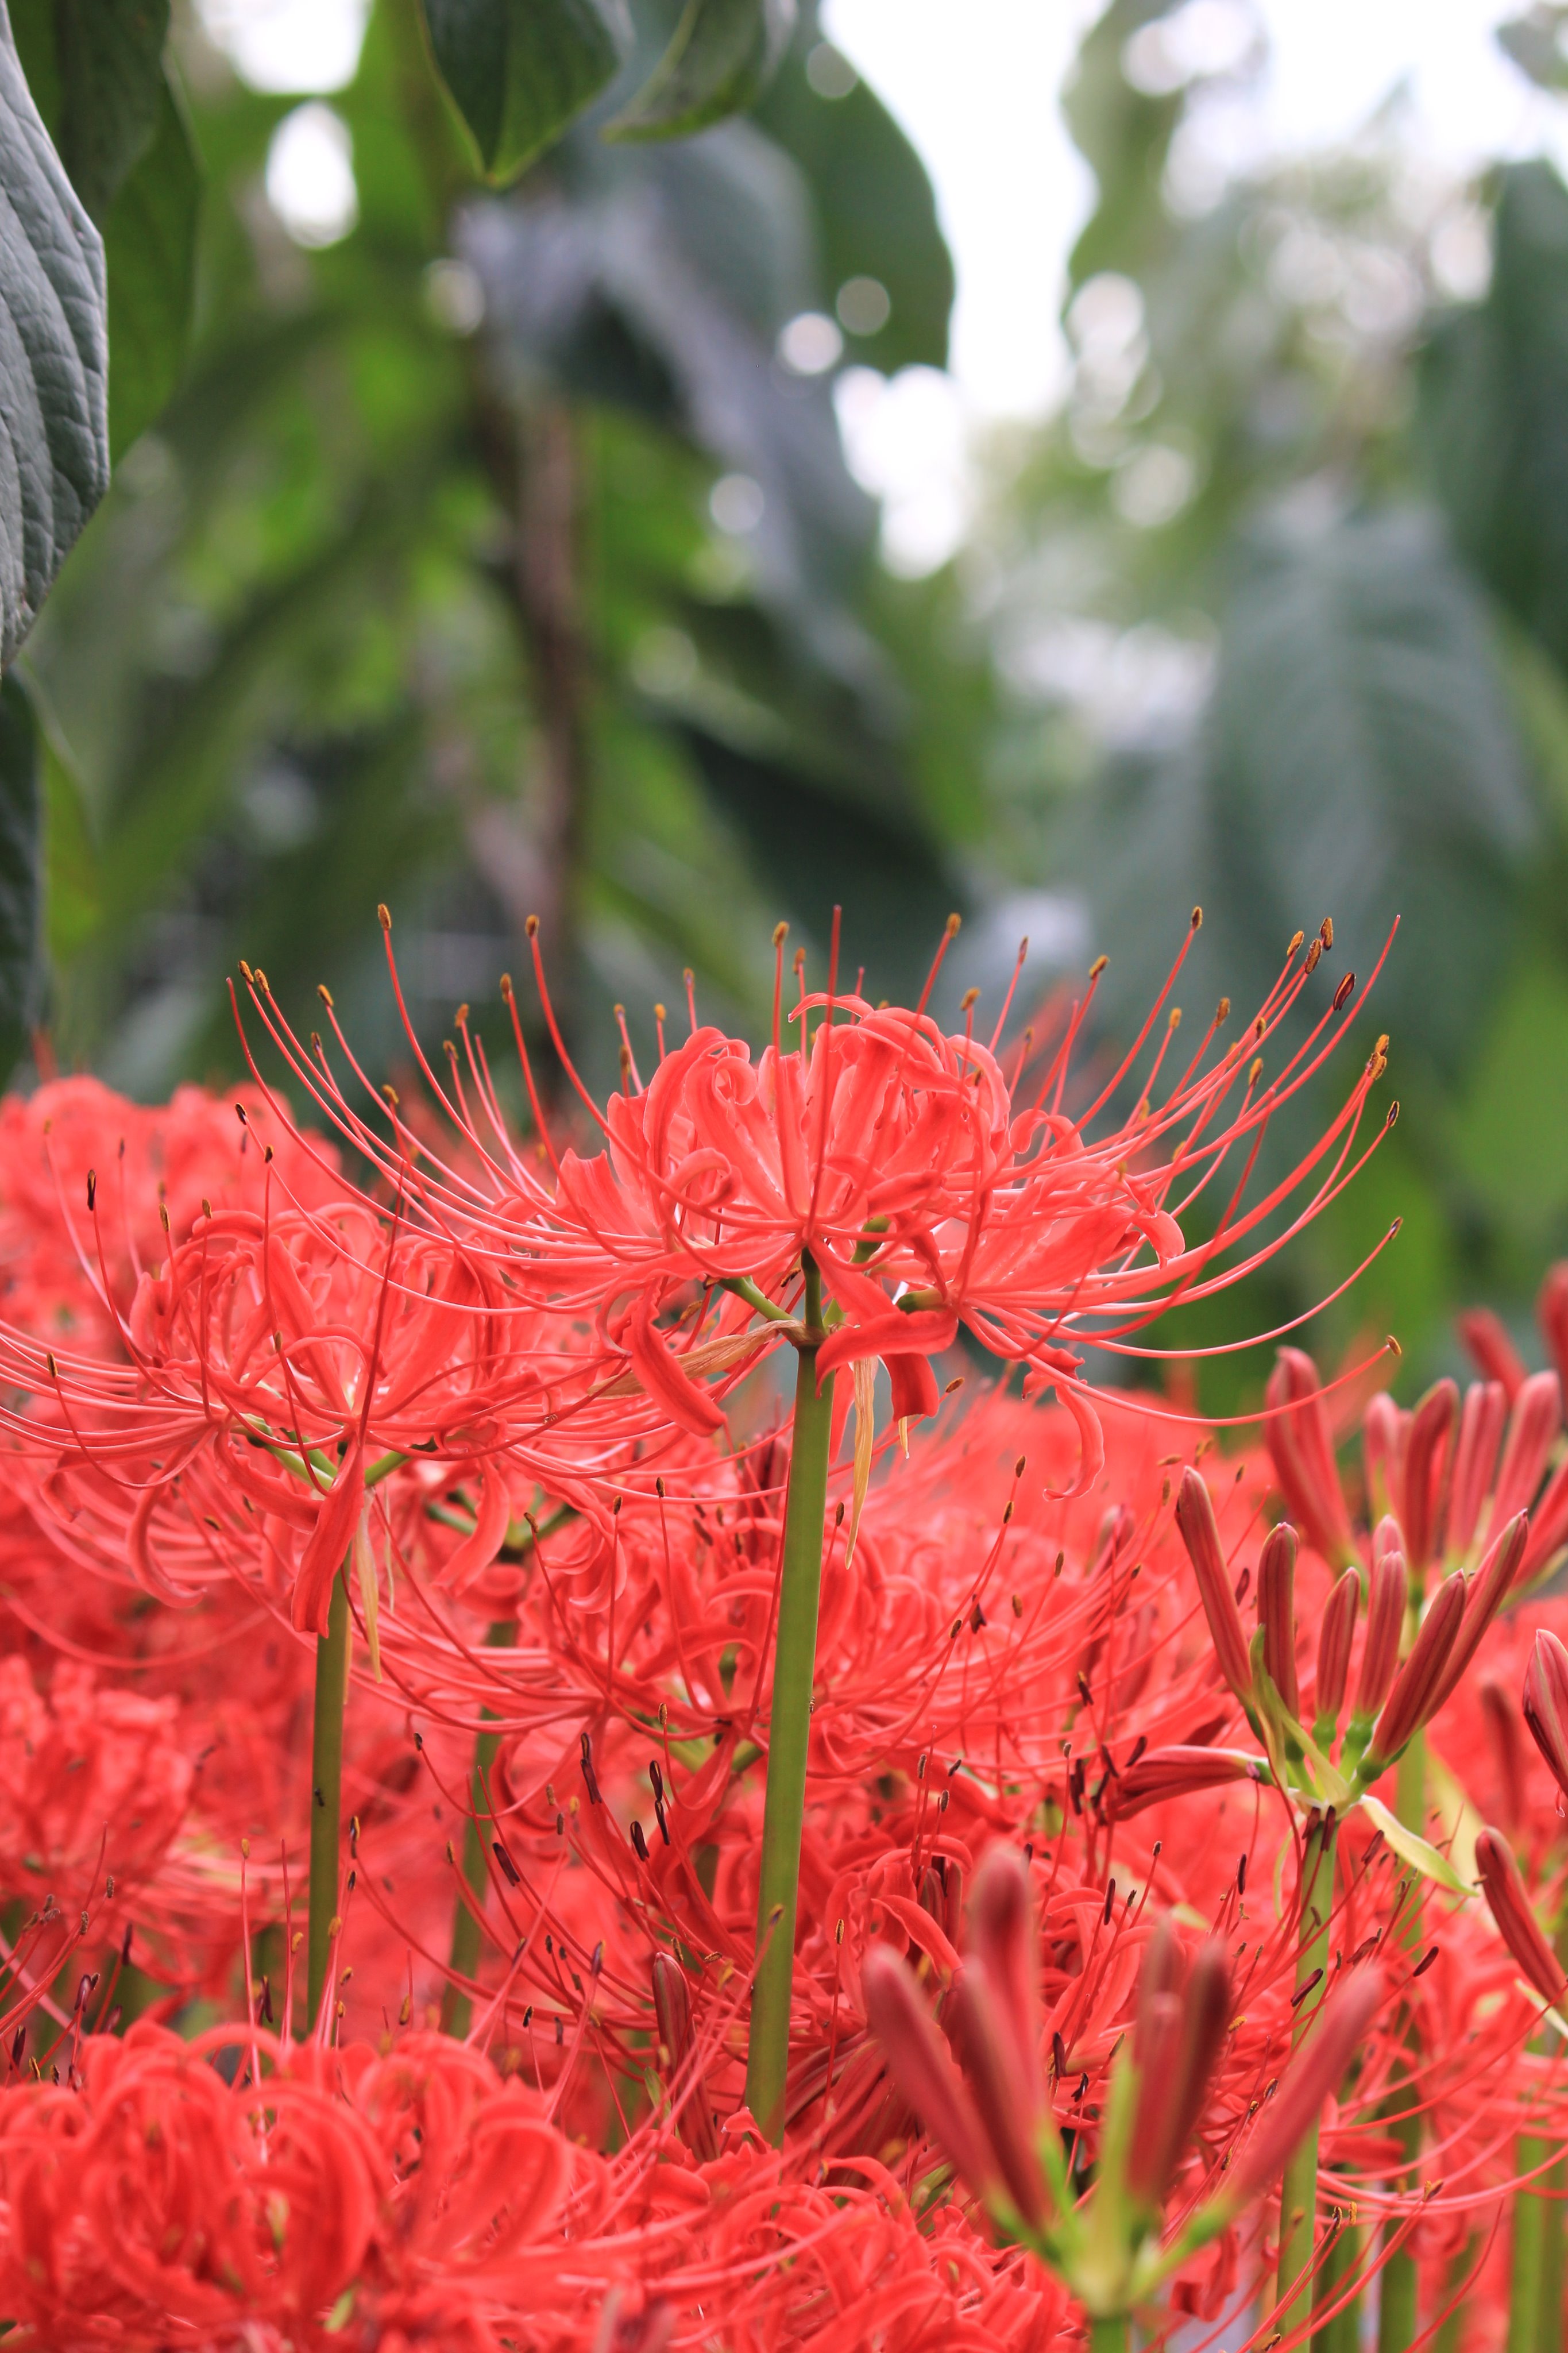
[
  {"x1": 307, "y1": 1565, "x2": 352, "y2": 2030},
  {"x1": 1311, "y1": 2219, "x2": 1360, "y2": 2353},
  {"x1": 746, "y1": 1255, "x2": 832, "y2": 2142},
  {"x1": 1512, "y1": 2143, "x2": 1550, "y2": 2353},
  {"x1": 1378, "y1": 1733, "x2": 1427, "y2": 2353},
  {"x1": 1536, "y1": 2149, "x2": 1567, "y2": 2353},
  {"x1": 1434, "y1": 2235, "x2": 1480, "y2": 2353},
  {"x1": 1088, "y1": 2320, "x2": 1129, "y2": 2353},
  {"x1": 442, "y1": 1619, "x2": 520, "y2": 2039},
  {"x1": 1276, "y1": 1811, "x2": 1338, "y2": 2339}
]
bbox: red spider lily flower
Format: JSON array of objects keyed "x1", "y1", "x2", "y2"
[
  {"x1": 1522, "y1": 1627, "x2": 1568, "y2": 1801},
  {"x1": 223, "y1": 908, "x2": 1396, "y2": 1501},
  {"x1": 1474, "y1": 1828, "x2": 1568, "y2": 2008},
  {"x1": 1223, "y1": 1966, "x2": 1387, "y2": 2207},
  {"x1": 1427, "y1": 1509, "x2": 1528, "y2": 1712},
  {"x1": 862, "y1": 1943, "x2": 1002, "y2": 2209},
  {"x1": 1539, "y1": 1264, "x2": 1568, "y2": 1398},
  {"x1": 1256, "y1": 1521, "x2": 1299, "y2": 1715},
  {"x1": 1108, "y1": 1745, "x2": 1269, "y2": 1819},
  {"x1": 1449, "y1": 1379, "x2": 1508, "y2": 1559},
  {"x1": 0, "y1": 1659, "x2": 191, "y2": 1910},
  {"x1": 1175, "y1": 1469, "x2": 1254, "y2": 1704},
  {"x1": 651, "y1": 1953, "x2": 720, "y2": 2163}
]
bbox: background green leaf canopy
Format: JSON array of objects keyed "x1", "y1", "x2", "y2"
[{"x1": 11, "y1": 0, "x2": 1568, "y2": 1398}]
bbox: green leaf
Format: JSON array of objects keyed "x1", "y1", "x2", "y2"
[
  {"x1": 103, "y1": 72, "x2": 199, "y2": 459},
  {"x1": 0, "y1": 674, "x2": 43, "y2": 1083},
  {"x1": 1496, "y1": 5, "x2": 1568, "y2": 90},
  {"x1": 1359, "y1": 1793, "x2": 1473, "y2": 1898},
  {"x1": 0, "y1": 7, "x2": 109, "y2": 669},
  {"x1": 419, "y1": 0, "x2": 629, "y2": 183},
  {"x1": 606, "y1": 0, "x2": 795, "y2": 142},
  {"x1": 753, "y1": 26, "x2": 953, "y2": 373},
  {"x1": 1419, "y1": 161, "x2": 1568, "y2": 680},
  {"x1": 50, "y1": 0, "x2": 171, "y2": 225}
]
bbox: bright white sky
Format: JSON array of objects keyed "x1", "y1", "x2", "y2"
[{"x1": 200, "y1": 0, "x2": 1568, "y2": 564}]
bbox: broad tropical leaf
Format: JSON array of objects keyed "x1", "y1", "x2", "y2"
[
  {"x1": 607, "y1": 0, "x2": 795, "y2": 141},
  {"x1": 103, "y1": 73, "x2": 199, "y2": 459},
  {"x1": 420, "y1": 0, "x2": 629, "y2": 183}
]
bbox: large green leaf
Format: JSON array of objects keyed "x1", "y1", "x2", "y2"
[
  {"x1": 1419, "y1": 161, "x2": 1568, "y2": 678},
  {"x1": 1061, "y1": 0, "x2": 1185, "y2": 289},
  {"x1": 48, "y1": 0, "x2": 169, "y2": 224},
  {"x1": 103, "y1": 72, "x2": 199, "y2": 459},
  {"x1": 419, "y1": 0, "x2": 629, "y2": 183},
  {"x1": 0, "y1": 672, "x2": 42, "y2": 1081},
  {"x1": 606, "y1": 0, "x2": 794, "y2": 141},
  {"x1": 0, "y1": 1, "x2": 109, "y2": 669},
  {"x1": 1084, "y1": 510, "x2": 1536, "y2": 1079},
  {"x1": 753, "y1": 15, "x2": 952, "y2": 373}
]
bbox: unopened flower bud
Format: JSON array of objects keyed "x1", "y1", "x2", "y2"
[
  {"x1": 1493, "y1": 1371, "x2": 1562, "y2": 1533},
  {"x1": 1266, "y1": 1349, "x2": 1353, "y2": 1567},
  {"x1": 1429, "y1": 1512, "x2": 1528, "y2": 1714},
  {"x1": 1354, "y1": 1544, "x2": 1406, "y2": 1720},
  {"x1": 1362, "y1": 1392, "x2": 1405, "y2": 1527},
  {"x1": 1458, "y1": 1306, "x2": 1526, "y2": 1402},
  {"x1": 1257, "y1": 1522, "x2": 1299, "y2": 1716},
  {"x1": 968, "y1": 1846, "x2": 1042, "y2": 2119},
  {"x1": 1175, "y1": 1470, "x2": 1253, "y2": 1704},
  {"x1": 1476, "y1": 1828, "x2": 1567, "y2": 2008},
  {"x1": 1227, "y1": 1968, "x2": 1385, "y2": 2208},
  {"x1": 1314, "y1": 1569, "x2": 1360, "y2": 1729},
  {"x1": 946, "y1": 1960, "x2": 1048, "y2": 2229},
  {"x1": 1538, "y1": 1264, "x2": 1568, "y2": 1402},
  {"x1": 651, "y1": 1953, "x2": 719, "y2": 2162},
  {"x1": 1111, "y1": 1745, "x2": 1265, "y2": 1819},
  {"x1": 1127, "y1": 1926, "x2": 1230, "y2": 2212},
  {"x1": 1449, "y1": 1380, "x2": 1507, "y2": 1560},
  {"x1": 1480, "y1": 1673, "x2": 1528, "y2": 1838},
  {"x1": 1523, "y1": 1627, "x2": 1568, "y2": 1804},
  {"x1": 1399, "y1": 1378, "x2": 1457, "y2": 1573},
  {"x1": 1366, "y1": 1570, "x2": 1466, "y2": 1768},
  {"x1": 864, "y1": 1945, "x2": 999, "y2": 2209}
]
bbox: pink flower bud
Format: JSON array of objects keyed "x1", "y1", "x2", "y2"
[
  {"x1": 1354, "y1": 1543, "x2": 1405, "y2": 1719},
  {"x1": 1493, "y1": 1371, "x2": 1562, "y2": 1533},
  {"x1": 651, "y1": 1953, "x2": 719, "y2": 2162},
  {"x1": 1314, "y1": 1569, "x2": 1360, "y2": 1726},
  {"x1": 946, "y1": 1961, "x2": 1048, "y2": 2229},
  {"x1": 1266, "y1": 1349, "x2": 1353, "y2": 1566},
  {"x1": 1257, "y1": 1522, "x2": 1299, "y2": 1716},
  {"x1": 1227, "y1": 1968, "x2": 1387, "y2": 2208},
  {"x1": 968, "y1": 1846, "x2": 1042, "y2": 2121},
  {"x1": 1448, "y1": 1380, "x2": 1507, "y2": 1560},
  {"x1": 863, "y1": 1944, "x2": 999, "y2": 2208},
  {"x1": 1367, "y1": 1569, "x2": 1466, "y2": 1766},
  {"x1": 1480, "y1": 1673, "x2": 1528, "y2": 1838},
  {"x1": 1110, "y1": 1745, "x2": 1265, "y2": 1819},
  {"x1": 1476, "y1": 1827, "x2": 1567, "y2": 2007},
  {"x1": 1127, "y1": 1925, "x2": 1231, "y2": 2212},
  {"x1": 1399, "y1": 1378, "x2": 1456, "y2": 1573},
  {"x1": 1428, "y1": 1511, "x2": 1528, "y2": 1714},
  {"x1": 1175, "y1": 1469, "x2": 1253, "y2": 1704},
  {"x1": 1524, "y1": 1456, "x2": 1568, "y2": 1583},
  {"x1": 1362, "y1": 1392, "x2": 1406, "y2": 1526},
  {"x1": 1458, "y1": 1306, "x2": 1526, "y2": 1402},
  {"x1": 1523, "y1": 1628, "x2": 1568, "y2": 1804},
  {"x1": 1539, "y1": 1264, "x2": 1568, "y2": 1401}
]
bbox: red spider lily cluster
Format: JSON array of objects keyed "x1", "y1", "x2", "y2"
[{"x1": 0, "y1": 908, "x2": 1560, "y2": 2352}]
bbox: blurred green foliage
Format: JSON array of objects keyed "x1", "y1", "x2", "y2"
[{"x1": 11, "y1": 0, "x2": 1568, "y2": 1405}]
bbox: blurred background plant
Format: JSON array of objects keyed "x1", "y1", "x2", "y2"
[{"x1": 8, "y1": 0, "x2": 1568, "y2": 1402}]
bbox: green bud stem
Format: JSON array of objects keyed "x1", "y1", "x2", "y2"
[
  {"x1": 307, "y1": 1564, "x2": 352, "y2": 2031},
  {"x1": 1377, "y1": 1732, "x2": 1428, "y2": 2353},
  {"x1": 1276, "y1": 1810, "x2": 1338, "y2": 2338},
  {"x1": 745, "y1": 1253, "x2": 833, "y2": 2141},
  {"x1": 442, "y1": 1618, "x2": 520, "y2": 2038}
]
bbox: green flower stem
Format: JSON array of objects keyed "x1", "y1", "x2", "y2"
[
  {"x1": 745, "y1": 1252, "x2": 832, "y2": 2143},
  {"x1": 1510, "y1": 2140, "x2": 1550, "y2": 2353},
  {"x1": 1311, "y1": 2217, "x2": 1360, "y2": 2353},
  {"x1": 442, "y1": 1618, "x2": 520, "y2": 2039},
  {"x1": 1434, "y1": 2235, "x2": 1480, "y2": 2353},
  {"x1": 1088, "y1": 2319, "x2": 1129, "y2": 2353},
  {"x1": 307, "y1": 1564, "x2": 352, "y2": 2030},
  {"x1": 1536, "y1": 2152, "x2": 1567, "y2": 2353},
  {"x1": 1276, "y1": 1810, "x2": 1338, "y2": 2339},
  {"x1": 1378, "y1": 1733, "x2": 1427, "y2": 2353}
]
